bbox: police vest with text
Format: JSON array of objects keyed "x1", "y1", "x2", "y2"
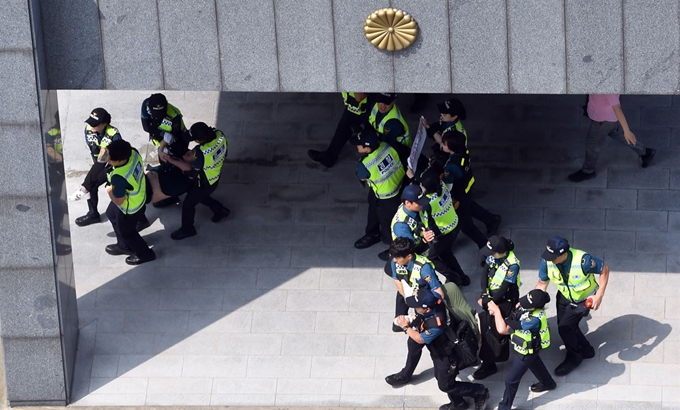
[
  {"x1": 420, "y1": 182, "x2": 459, "y2": 235},
  {"x1": 147, "y1": 103, "x2": 187, "y2": 147},
  {"x1": 368, "y1": 103, "x2": 412, "y2": 148},
  {"x1": 341, "y1": 92, "x2": 368, "y2": 116},
  {"x1": 107, "y1": 149, "x2": 146, "y2": 215},
  {"x1": 361, "y1": 142, "x2": 405, "y2": 199},
  {"x1": 546, "y1": 249, "x2": 598, "y2": 302},
  {"x1": 85, "y1": 124, "x2": 119, "y2": 160},
  {"x1": 487, "y1": 251, "x2": 521, "y2": 301},
  {"x1": 394, "y1": 254, "x2": 434, "y2": 290},
  {"x1": 511, "y1": 309, "x2": 550, "y2": 355},
  {"x1": 391, "y1": 205, "x2": 423, "y2": 246},
  {"x1": 200, "y1": 130, "x2": 228, "y2": 186}
]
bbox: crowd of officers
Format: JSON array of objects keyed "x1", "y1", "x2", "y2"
[
  {"x1": 69, "y1": 93, "x2": 230, "y2": 265},
  {"x1": 310, "y1": 93, "x2": 611, "y2": 410}
]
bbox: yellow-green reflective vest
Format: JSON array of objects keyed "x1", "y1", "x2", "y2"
[
  {"x1": 200, "y1": 130, "x2": 228, "y2": 186},
  {"x1": 487, "y1": 251, "x2": 521, "y2": 293},
  {"x1": 442, "y1": 120, "x2": 468, "y2": 144},
  {"x1": 151, "y1": 104, "x2": 185, "y2": 147},
  {"x1": 391, "y1": 204, "x2": 422, "y2": 245},
  {"x1": 394, "y1": 254, "x2": 434, "y2": 288},
  {"x1": 511, "y1": 309, "x2": 550, "y2": 355},
  {"x1": 420, "y1": 182, "x2": 459, "y2": 235},
  {"x1": 546, "y1": 248, "x2": 598, "y2": 303},
  {"x1": 107, "y1": 149, "x2": 146, "y2": 215},
  {"x1": 361, "y1": 142, "x2": 405, "y2": 199},
  {"x1": 86, "y1": 124, "x2": 119, "y2": 147},
  {"x1": 341, "y1": 92, "x2": 368, "y2": 115},
  {"x1": 48, "y1": 127, "x2": 62, "y2": 154},
  {"x1": 368, "y1": 103, "x2": 412, "y2": 148}
]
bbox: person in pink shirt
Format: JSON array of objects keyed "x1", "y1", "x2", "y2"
[{"x1": 568, "y1": 94, "x2": 656, "y2": 182}]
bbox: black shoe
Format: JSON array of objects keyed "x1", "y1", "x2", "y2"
[
  {"x1": 392, "y1": 323, "x2": 403, "y2": 333},
  {"x1": 447, "y1": 272, "x2": 471, "y2": 287},
  {"x1": 125, "y1": 251, "x2": 156, "y2": 266},
  {"x1": 641, "y1": 148, "x2": 656, "y2": 168},
  {"x1": 136, "y1": 219, "x2": 151, "y2": 232},
  {"x1": 354, "y1": 234, "x2": 381, "y2": 249},
  {"x1": 385, "y1": 373, "x2": 411, "y2": 387},
  {"x1": 473, "y1": 388, "x2": 489, "y2": 410},
  {"x1": 472, "y1": 362, "x2": 497, "y2": 380},
  {"x1": 211, "y1": 206, "x2": 231, "y2": 223},
  {"x1": 75, "y1": 213, "x2": 100, "y2": 227},
  {"x1": 581, "y1": 345, "x2": 596, "y2": 359},
  {"x1": 485, "y1": 215, "x2": 501, "y2": 236},
  {"x1": 568, "y1": 170, "x2": 596, "y2": 182},
  {"x1": 170, "y1": 227, "x2": 197, "y2": 240},
  {"x1": 105, "y1": 244, "x2": 134, "y2": 256},
  {"x1": 554, "y1": 356, "x2": 582, "y2": 376},
  {"x1": 307, "y1": 149, "x2": 335, "y2": 168},
  {"x1": 440, "y1": 400, "x2": 469, "y2": 410},
  {"x1": 530, "y1": 381, "x2": 557, "y2": 392},
  {"x1": 153, "y1": 196, "x2": 180, "y2": 208},
  {"x1": 378, "y1": 249, "x2": 390, "y2": 261}
]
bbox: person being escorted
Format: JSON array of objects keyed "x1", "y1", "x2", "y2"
[
  {"x1": 308, "y1": 92, "x2": 371, "y2": 168},
  {"x1": 351, "y1": 129, "x2": 405, "y2": 250},
  {"x1": 395, "y1": 284, "x2": 490, "y2": 410},
  {"x1": 488, "y1": 289, "x2": 556, "y2": 410},
  {"x1": 421, "y1": 98, "x2": 468, "y2": 152},
  {"x1": 104, "y1": 140, "x2": 156, "y2": 265},
  {"x1": 535, "y1": 236, "x2": 609, "y2": 375},
  {"x1": 164, "y1": 122, "x2": 231, "y2": 240},
  {"x1": 367, "y1": 93, "x2": 412, "y2": 164},
  {"x1": 568, "y1": 94, "x2": 656, "y2": 182}
]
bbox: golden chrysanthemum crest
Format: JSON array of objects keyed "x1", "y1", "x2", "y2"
[{"x1": 364, "y1": 8, "x2": 418, "y2": 51}]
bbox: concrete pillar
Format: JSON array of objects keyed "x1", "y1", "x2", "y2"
[{"x1": 0, "y1": 0, "x2": 78, "y2": 405}]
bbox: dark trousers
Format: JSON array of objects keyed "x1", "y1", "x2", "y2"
[
  {"x1": 106, "y1": 202, "x2": 153, "y2": 258},
  {"x1": 429, "y1": 346, "x2": 487, "y2": 404},
  {"x1": 457, "y1": 197, "x2": 488, "y2": 249},
  {"x1": 427, "y1": 228, "x2": 466, "y2": 278},
  {"x1": 470, "y1": 198, "x2": 497, "y2": 228},
  {"x1": 181, "y1": 180, "x2": 224, "y2": 230},
  {"x1": 498, "y1": 351, "x2": 555, "y2": 410},
  {"x1": 582, "y1": 119, "x2": 646, "y2": 173},
  {"x1": 556, "y1": 292, "x2": 592, "y2": 359},
  {"x1": 82, "y1": 161, "x2": 111, "y2": 216},
  {"x1": 365, "y1": 190, "x2": 401, "y2": 244},
  {"x1": 326, "y1": 109, "x2": 365, "y2": 160}
]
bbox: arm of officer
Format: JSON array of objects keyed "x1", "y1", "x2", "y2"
[
  {"x1": 487, "y1": 301, "x2": 512, "y2": 335},
  {"x1": 535, "y1": 259, "x2": 550, "y2": 291},
  {"x1": 107, "y1": 175, "x2": 127, "y2": 207},
  {"x1": 591, "y1": 263, "x2": 609, "y2": 310},
  {"x1": 395, "y1": 316, "x2": 426, "y2": 344}
]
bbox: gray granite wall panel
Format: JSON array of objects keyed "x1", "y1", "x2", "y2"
[
  {"x1": 217, "y1": 0, "x2": 279, "y2": 91},
  {"x1": 0, "y1": 268, "x2": 60, "y2": 338},
  {"x1": 333, "y1": 0, "x2": 392, "y2": 92},
  {"x1": 98, "y1": 0, "x2": 163, "y2": 89},
  {"x1": 1, "y1": 0, "x2": 33, "y2": 49},
  {"x1": 158, "y1": 0, "x2": 221, "y2": 90},
  {"x1": 450, "y1": 0, "x2": 508, "y2": 93},
  {"x1": 3, "y1": 337, "x2": 66, "y2": 403},
  {"x1": 0, "y1": 51, "x2": 40, "y2": 124},
  {"x1": 39, "y1": 0, "x2": 104, "y2": 89},
  {"x1": 0, "y1": 124, "x2": 47, "y2": 197},
  {"x1": 623, "y1": 0, "x2": 680, "y2": 94},
  {"x1": 276, "y1": 0, "x2": 336, "y2": 91},
  {"x1": 507, "y1": 0, "x2": 566, "y2": 93},
  {"x1": 565, "y1": 0, "x2": 623, "y2": 93},
  {"x1": 392, "y1": 0, "x2": 450, "y2": 93}
]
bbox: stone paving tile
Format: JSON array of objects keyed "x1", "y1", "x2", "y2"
[
  {"x1": 247, "y1": 356, "x2": 312, "y2": 378},
  {"x1": 280, "y1": 333, "x2": 346, "y2": 356},
  {"x1": 606, "y1": 209, "x2": 668, "y2": 232},
  {"x1": 575, "y1": 187, "x2": 638, "y2": 209},
  {"x1": 311, "y1": 356, "x2": 376, "y2": 379},
  {"x1": 182, "y1": 355, "x2": 248, "y2": 378}
]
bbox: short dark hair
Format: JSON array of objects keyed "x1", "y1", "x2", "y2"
[
  {"x1": 441, "y1": 130, "x2": 467, "y2": 153},
  {"x1": 189, "y1": 122, "x2": 216, "y2": 143},
  {"x1": 389, "y1": 237, "x2": 415, "y2": 259},
  {"x1": 107, "y1": 139, "x2": 132, "y2": 162}
]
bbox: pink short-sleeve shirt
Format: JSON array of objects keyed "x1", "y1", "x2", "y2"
[{"x1": 587, "y1": 94, "x2": 620, "y2": 122}]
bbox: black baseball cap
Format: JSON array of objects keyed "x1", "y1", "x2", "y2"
[
  {"x1": 349, "y1": 129, "x2": 381, "y2": 149},
  {"x1": 542, "y1": 236, "x2": 570, "y2": 261},
  {"x1": 519, "y1": 289, "x2": 551, "y2": 309},
  {"x1": 401, "y1": 184, "x2": 430, "y2": 207},
  {"x1": 481, "y1": 235, "x2": 509, "y2": 256},
  {"x1": 85, "y1": 108, "x2": 111, "y2": 127},
  {"x1": 436, "y1": 98, "x2": 467, "y2": 120},
  {"x1": 375, "y1": 93, "x2": 397, "y2": 104},
  {"x1": 148, "y1": 93, "x2": 168, "y2": 119},
  {"x1": 405, "y1": 289, "x2": 439, "y2": 309}
]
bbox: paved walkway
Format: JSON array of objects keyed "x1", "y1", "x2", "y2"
[{"x1": 60, "y1": 91, "x2": 680, "y2": 409}]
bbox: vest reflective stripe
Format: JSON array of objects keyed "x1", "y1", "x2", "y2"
[
  {"x1": 488, "y1": 251, "x2": 521, "y2": 292},
  {"x1": 368, "y1": 104, "x2": 412, "y2": 148},
  {"x1": 546, "y1": 249, "x2": 598, "y2": 302},
  {"x1": 107, "y1": 149, "x2": 146, "y2": 215},
  {"x1": 442, "y1": 120, "x2": 468, "y2": 141},
  {"x1": 341, "y1": 92, "x2": 368, "y2": 115},
  {"x1": 200, "y1": 131, "x2": 228, "y2": 186},
  {"x1": 362, "y1": 142, "x2": 405, "y2": 199},
  {"x1": 48, "y1": 127, "x2": 63, "y2": 154},
  {"x1": 394, "y1": 254, "x2": 434, "y2": 289},
  {"x1": 421, "y1": 182, "x2": 459, "y2": 235},
  {"x1": 86, "y1": 125, "x2": 119, "y2": 149},
  {"x1": 391, "y1": 205, "x2": 422, "y2": 245},
  {"x1": 511, "y1": 309, "x2": 550, "y2": 355},
  {"x1": 446, "y1": 153, "x2": 475, "y2": 194},
  {"x1": 157, "y1": 104, "x2": 185, "y2": 134}
]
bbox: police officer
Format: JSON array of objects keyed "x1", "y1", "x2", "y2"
[
  {"x1": 417, "y1": 167, "x2": 470, "y2": 286},
  {"x1": 141, "y1": 93, "x2": 189, "y2": 207},
  {"x1": 308, "y1": 92, "x2": 370, "y2": 168},
  {"x1": 395, "y1": 284, "x2": 489, "y2": 410},
  {"x1": 165, "y1": 122, "x2": 231, "y2": 240},
  {"x1": 351, "y1": 129, "x2": 405, "y2": 250},
  {"x1": 70, "y1": 108, "x2": 126, "y2": 228},
  {"x1": 382, "y1": 184, "x2": 430, "y2": 261},
  {"x1": 420, "y1": 98, "x2": 468, "y2": 151},
  {"x1": 535, "y1": 236, "x2": 610, "y2": 375},
  {"x1": 104, "y1": 140, "x2": 156, "y2": 265},
  {"x1": 367, "y1": 93, "x2": 412, "y2": 163},
  {"x1": 488, "y1": 289, "x2": 556, "y2": 410}
]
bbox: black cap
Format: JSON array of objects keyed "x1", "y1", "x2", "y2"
[
  {"x1": 350, "y1": 129, "x2": 381, "y2": 149},
  {"x1": 405, "y1": 289, "x2": 439, "y2": 309},
  {"x1": 481, "y1": 235, "x2": 509, "y2": 256},
  {"x1": 375, "y1": 93, "x2": 397, "y2": 104},
  {"x1": 85, "y1": 108, "x2": 111, "y2": 127},
  {"x1": 542, "y1": 236, "x2": 570, "y2": 261},
  {"x1": 519, "y1": 289, "x2": 551, "y2": 309},
  {"x1": 436, "y1": 98, "x2": 467, "y2": 120},
  {"x1": 401, "y1": 184, "x2": 430, "y2": 207},
  {"x1": 148, "y1": 93, "x2": 168, "y2": 119}
]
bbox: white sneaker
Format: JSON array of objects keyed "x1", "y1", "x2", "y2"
[{"x1": 69, "y1": 188, "x2": 90, "y2": 201}]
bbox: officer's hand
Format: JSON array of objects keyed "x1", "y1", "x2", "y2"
[
  {"x1": 158, "y1": 149, "x2": 168, "y2": 162},
  {"x1": 422, "y1": 229, "x2": 436, "y2": 243},
  {"x1": 477, "y1": 298, "x2": 483, "y2": 307},
  {"x1": 434, "y1": 132, "x2": 443, "y2": 144},
  {"x1": 406, "y1": 168, "x2": 415, "y2": 179},
  {"x1": 395, "y1": 315, "x2": 410, "y2": 327},
  {"x1": 590, "y1": 293, "x2": 603, "y2": 310},
  {"x1": 488, "y1": 300, "x2": 499, "y2": 313},
  {"x1": 420, "y1": 116, "x2": 429, "y2": 128}
]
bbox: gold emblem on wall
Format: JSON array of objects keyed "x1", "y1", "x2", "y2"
[{"x1": 364, "y1": 8, "x2": 418, "y2": 51}]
